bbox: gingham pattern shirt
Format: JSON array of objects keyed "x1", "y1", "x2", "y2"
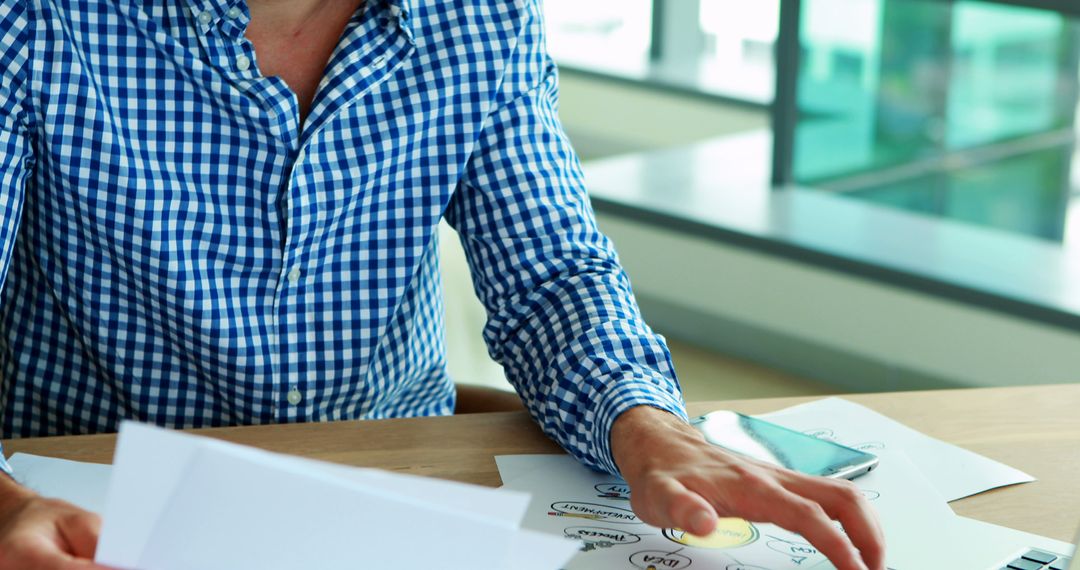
[{"x1": 0, "y1": 0, "x2": 686, "y2": 475}]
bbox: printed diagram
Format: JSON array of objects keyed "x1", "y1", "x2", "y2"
[
  {"x1": 802, "y1": 428, "x2": 836, "y2": 441},
  {"x1": 524, "y1": 465, "x2": 831, "y2": 570},
  {"x1": 629, "y1": 549, "x2": 692, "y2": 570},
  {"x1": 564, "y1": 526, "x2": 643, "y2": 552},
  {"x1": 506, "y1": 401, "x2": 974, "y2": 570},
  {"x1": 801, "y1": 429, "x2": 887, "y2": 454},
  {"x1": 548, "y1": 502, "x2": 641, "y2": 524},
  {"x1": 595, "y1": 483, "x2": 632, "y2": 501},
  {"x1": 662, "y1": 519, "x2": 759, "y2": 549},
  {"x1": 765, "y1": 535, "x2": 820, "y2": 566}
]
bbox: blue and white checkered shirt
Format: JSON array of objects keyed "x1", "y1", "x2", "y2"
[{"x1": 0, "y1": 0, "x2": 686, "y2": 476}]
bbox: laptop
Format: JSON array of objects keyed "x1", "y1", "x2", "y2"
[
  {"x1": 805, "y1": 519, "x2": 1078, "y2": 569},
  {"x1": 989, "y1": 532, "x2": 1078, "y2": 570}
]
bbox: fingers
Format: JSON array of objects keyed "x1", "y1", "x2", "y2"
[
  {"x1": 57, "y1": 512, "x2": 102, "y2": 560},
  {"x1": 633, "y1": 476, "x2": 718, "y2": 536},
  {"x1": 782, "y1": 474, "x2": 886, "y2": 570},
  {"x1": 612, "y1": 415, "x2": 885, "y2": 570},
  {"x1": 669, "y1": 466, "x2": 884, "y2": 570},
  {"x1": 0, "y1": 494, "x2": 112, "y2": 570},
  {"x1": 43, "y1": 556, "x2": 115, "y2": 570},
  {"x1": 764, "y1": 487, "x2": 869, "y2": 570},
  {"x1": 11, "y1": 539, "x2": 112, "y2": 570}
]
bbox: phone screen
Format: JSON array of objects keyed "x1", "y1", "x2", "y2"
[{"x1": 690, "y1": 411, "x2": 877, "y2": 478}]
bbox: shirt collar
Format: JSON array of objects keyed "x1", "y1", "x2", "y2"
[
  {"x1": 184, "y1": 0, "x2": 243, "y2": 32},
  {"x1": 183, "y1": 0, "x2": 412, "y2": 34},
  {"x1": 379, "y1": 0, "x2": 411, "y2": 19},
  {"x1": 370, "y1": 0, "x2": 413, "y2": 39}
]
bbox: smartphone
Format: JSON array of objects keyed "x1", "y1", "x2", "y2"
[{"x1": 690, "y1": 411, "x2": 879, "y2": 480}]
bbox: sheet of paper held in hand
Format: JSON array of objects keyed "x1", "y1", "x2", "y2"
[{"x1": 16, "y1": 422, "x2": 579, "y2": 570}]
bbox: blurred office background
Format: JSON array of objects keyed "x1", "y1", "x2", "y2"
[{"x1": 444, "y1": 0, "x2": 1080, "y2": 400}]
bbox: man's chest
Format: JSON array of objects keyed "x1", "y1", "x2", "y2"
[
  {"x1": 243, "y1": 1, "x2": 365, "y2": 124},
  {"x1": 30, "y1": 2, "x2": 508, "y2": 199},
  {"x1": 24, "y1": 1, "x2": 519, "y2": 293}
]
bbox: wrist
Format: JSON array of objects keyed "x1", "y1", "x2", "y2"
[
  {"x1": 0, "y1": 471, "x2": 33, "y2": 515},
  {"x1": 610, "y1": 405, "x2": 702, "y2": 480}
]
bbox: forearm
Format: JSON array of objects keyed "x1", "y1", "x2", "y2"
[
  {"x1": 456, "y1": 216, "x2": 687, "y2": 473},
  {"x1": 487, "y1": 274, "x2": 687, "y2": 474}
]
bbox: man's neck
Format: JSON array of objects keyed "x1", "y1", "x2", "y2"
[
  {"x1": 246, "y1": 0, "x2": 336, "y2": 36},
  {"x1": 242, "y1": 0, "x2": 364, "y2": 124}
]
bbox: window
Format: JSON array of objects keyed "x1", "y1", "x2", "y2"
[
  {"x1": 544, "y1": 0, "x2": 780, "y2": 103},
  {"x1": 791, "y1": 0, "x2": 1080, "y2": 243},
  {"x1": 544, "y1": 0, "x2": 1080, "y2": 246},
  {"x1": 544, "y1": 0, "x2": 653, "y2": 76},
  {"x1": 697, "y1": 0, "x2": 780, "y2": 102}
]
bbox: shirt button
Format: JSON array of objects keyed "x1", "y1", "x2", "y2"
[
  {"x1": 235, "y1": 54, "x2": 251, "y2": 71},
  {"x1": 287, "y1": 268, "x2": 301, "y2": 284},
  {"x1": 286, "y1": 389, "x2": 303, "y2": 406},
  {"x1": 226, "y1": 7, "x2": 242, "y2": 19},
  {"x1": 197, "y1": 11, "x2": 213, "y2": 25}
]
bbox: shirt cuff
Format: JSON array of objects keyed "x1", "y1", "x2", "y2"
[
  {"x1": 590, "y1": 375, "x2": 689, "y2": 477},
  {"x1": 0, "y1": 447, "x2": 13, "y2": 478}
]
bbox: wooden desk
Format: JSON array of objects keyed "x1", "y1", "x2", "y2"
[{"x1": 6, "y1": 384, "x2": 1079, "y2": 541}]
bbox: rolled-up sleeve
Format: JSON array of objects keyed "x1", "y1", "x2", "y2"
[{"x1": 443, "y1": 0, "x2": 687, "y2": 475}]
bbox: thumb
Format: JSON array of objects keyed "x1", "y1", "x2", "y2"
[{"x1": 57, "y1": 512, "x2": 101, "y2": 560}]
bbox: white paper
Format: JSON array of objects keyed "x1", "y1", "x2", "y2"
[
  {"x1": 310, "y1": 459, "x2": 530, "y2": 523},
  {"x1": 8, "y1": 453, "x2": 112, "y2": 515},
  {"x1": 93, "y1": 422, "x2": 577, "y2": 570},
  {"x1": 758, "y1": 397, "x2": 1035, "y2": 501},
  {"x1": 498, "y1": 452, "x2": 954, "y2": 570},
  {"x1": 11, "y1": 448, "x2": 1067, "y2": 570},
  {"x1": 133, "y1": 443, "x2": 521, "y2": 570}
]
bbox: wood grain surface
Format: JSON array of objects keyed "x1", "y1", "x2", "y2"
[{"x1": 5, "y1": 384, "x2": 1078, "y2": 541}]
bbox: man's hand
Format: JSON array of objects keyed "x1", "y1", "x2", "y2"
[
  {"x1": 0, "y1": 474, "x2": 111, "y2": 569},
  {"x1": 612, "y1": 406, "x2": 886, "y2": 570}
]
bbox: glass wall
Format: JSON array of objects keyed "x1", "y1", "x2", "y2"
[
  {"x1": 544, "y1": 0, "x2": 654, "y2": 76},
  {"x1": 545, "y1": 0, "x2": 781, "y2": 103},
  {"x1": 793, "y1": 0, "x2": 1080, "y2": 242},
  {"x1": 544, "y1": 0, "x2": 1080, "y2": 245},
  {"x1": 696, "y1": 0, "x2": 780, "y2": 101}
]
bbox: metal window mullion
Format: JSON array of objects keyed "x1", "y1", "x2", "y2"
[{"x1": 771, "y1": 0, "x2": 802, "y2": 187}]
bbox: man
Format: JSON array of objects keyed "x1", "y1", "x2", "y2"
[{"x1": 0, "y1": 0, "x2": 885, "y2": 568}]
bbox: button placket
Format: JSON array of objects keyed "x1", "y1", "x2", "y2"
[{"x1": 286, "y1": 388, "x2": 303, "y2": 406}]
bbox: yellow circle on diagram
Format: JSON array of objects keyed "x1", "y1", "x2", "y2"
[{"x1": 663, "y1": 518, "x2": 759, "y2": 549}]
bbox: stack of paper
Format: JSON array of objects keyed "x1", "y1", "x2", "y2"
[
  {"x1": 494, "y1": 398, "x2": 1065, "y2": 569},
  {"x1": 758, "y1": 397, "x2": 1034, "y2": 501},
  {"x1": 56, "y1": 422, "x2": 580, "y2": 570},
  {"x1": 499, "y1": 452, "x2": 960, "y2": 569}
]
